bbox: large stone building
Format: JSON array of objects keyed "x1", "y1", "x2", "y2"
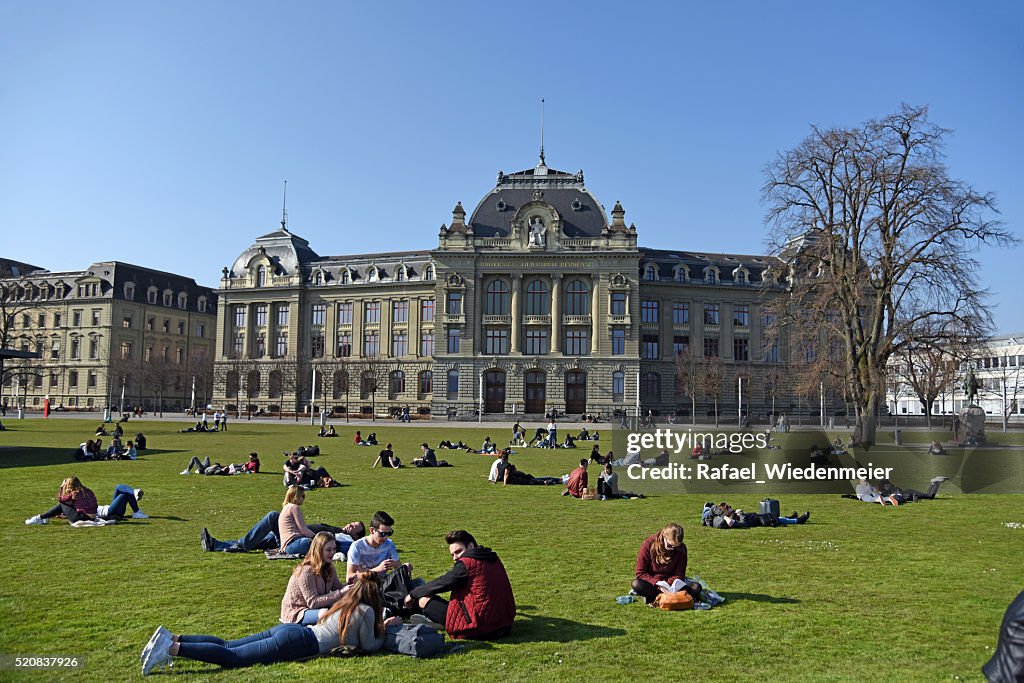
[
  {"x1": 0, "y1": 259, "x2": 217, "y2": 413},
  {"x1": 215, "y1": 158, "x2": 801, "y2": 420}
]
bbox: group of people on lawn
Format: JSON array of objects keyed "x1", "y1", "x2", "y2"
[{"x1": 75, "y1": 423, "x2": 147, "y2": 461}]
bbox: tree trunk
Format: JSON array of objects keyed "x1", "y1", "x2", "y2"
[
  {"x1": 714, "y1": 398, "x2": 719, "y2": 427},
  {"x1": 925, "y1": 399, "x2": 933, "y2": 429},
  {"x1": 691, "y1": 397, "x2": 696, "y2": 425},
  {"x1": 856, "y1": 393, "x2": 879, "y2": 446}
]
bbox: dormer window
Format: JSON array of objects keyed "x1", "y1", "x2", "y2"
[
  {"x1": 396, "y1": 266, "x2": 406, "y2": 282},
  {"x1": 163, "y1": 290, "x2": 173, "y2": 306},
  {"x1": 705, "y1": 268, "x2": 719, "y2": 285},
  {"x1": 178, "y1": 292, "x2": 188, "y2": 309},
  {"x1": 673, "y1": 267, "x2": 688, "y2": 283},
  {"x1": 644, "y1": 265, "x2": 658, "y2": 281},
  {"x1": 148, "y1": 287, "x2": 158, "y2": 304},
  {"x1": 736, "y1": 271, "x2": 747, "y2": 285},
  {"x1": 424, "y1": 265, "x2": 434, "y2": 281},
  {"x1": 256, "y1": 265, "x2": 266, "y2": 288},
  {"x1": 341, "y1": 269, "x2": 350, "y2": 284},
  {"x1": 198, "y1": 296, "x2": 207, "y2": 313},
  {"x1": 124, "y1": 283, "x2": 135, "y2": 300},
  {"x1": 367, "y1": 268, "x2": 378, "y2": 282},
  {"x1": 313, "y1": 271, "x2": 323, "y2": 286}
]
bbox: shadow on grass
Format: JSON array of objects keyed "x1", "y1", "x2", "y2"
[
  {"x1": 719, "y1": 592, "x2": 800, "y2": 604},
  {"x1": 0, "y1": 447, "x2": 182, "y2": 469},
  {"x1": 504, "y1": 607, "x2": 627, "y2": 643}
]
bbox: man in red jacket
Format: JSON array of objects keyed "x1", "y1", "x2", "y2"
[{"x1": 404, "y1": 530, "x2": 515, "y2": 640}]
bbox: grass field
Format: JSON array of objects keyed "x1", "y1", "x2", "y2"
[{"x1": 0, "y1": 418, "x2": 1021, "y2": 682}]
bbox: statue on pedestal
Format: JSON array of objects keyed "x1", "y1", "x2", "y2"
[{"x1": 528, "y1": 217, "x2": 546, "y2": 247}]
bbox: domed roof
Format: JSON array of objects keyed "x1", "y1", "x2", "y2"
[
  {"x1": 229, "y1": 226, "x2": 320, "y2": 278},
  {"x1": 467, "y1": 162, "x2": 609, "y2": 238}
]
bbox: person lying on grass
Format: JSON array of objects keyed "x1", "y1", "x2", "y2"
[
  {"x1": 701, "y1": 502, "x2": 809, "y2": 528},
  {"x1": 25, "y1": 477, "x2": 148, "y2": 526},
  {"x1": 850, "y1": 476, "x2": 949, "y2": 505},
  {"x1": 489, "y1": 451, "x2": 561, "y2": 486},
  {"x1": 202, "y1": 511, "x2": 364, "y2": 554},
  {"x1": 141, "y1": 571, "x2": 402, "y2": 675}
]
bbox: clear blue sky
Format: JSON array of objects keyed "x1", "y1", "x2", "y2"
[{"x1": 2, "y1": 1, "x2": 1021, "y2": 332}]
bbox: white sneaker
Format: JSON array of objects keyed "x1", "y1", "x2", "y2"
[
  {"x1": 132, "y1": 511, "x2": 149, "y2": 519},
  {"x1": 97, "y1": 505, "x2": 110, "y2": 517},
  {"x1": 141, "y1": 626, "x2": 171, "y2": 664},
  {"x1": 180, "y1": 469, "x2": 190, "y2": 475},
  {"x1": 24, "y1": 515, "x2": 47, "y2": 525},
  {"x1": 142, "y1": 629, "x2": 173, "y2": 675}
]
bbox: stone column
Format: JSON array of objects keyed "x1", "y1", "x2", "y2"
[
  {"x1": 246, "y1": 303, "x2": 256, "y2": 357},
  {"x1": 510, "y1": 274, "x2": 521, "y2": 354},
  {"x1": 550, "y1": 274, "x2": 562, "y2": 353},
  {"x1": 591, "y1": 275, "x2": 600, "y2": 355},
  {"x1": 474, "y1": 275, "x2": 483, "y2": 354}
]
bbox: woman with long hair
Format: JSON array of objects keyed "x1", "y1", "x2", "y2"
[
  {"x1": 141, "y1": 572, "x2": 400, "y2": 675},
  {"x1": 281, "y1": 532, "x2": 347, "y2": 624},
  {"x1": 25, "y1": 477, "x2": 147, "y2": 526},
  {"x1": 278, "y1": 486, "x2": 316, "y2": 555},
  {"x1": 631, "y1": 523, "x2": 701, "y2": 604}
]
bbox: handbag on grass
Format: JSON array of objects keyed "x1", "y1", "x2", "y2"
[{"x1": 654, "y1": 590, "x2": 694, "y2": 611}]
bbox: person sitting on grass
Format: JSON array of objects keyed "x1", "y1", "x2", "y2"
[
  {"x1": 135, "y1": 432, "x2": 147, "y2": 450},
  {"x1": 318, "y1": 424, "x2": 338, "y2": 437},
  {"x1": 561, "y1": 460, "x2": 588, "y2": 497},
  {"x1": 372, "y1": 444, "x2": 401, "y2": 468},
  {"x1": 243, "y1": 452, "x2": 260, "y2": 473},
  {"x1": 95, "y1": 424, "x2": 109, "y2": 436},
  {"x1": 141, "y1": 571, "x2": 402, "y2": 675},
  {"x1": 404, "y1": 530, "x2": 515, "y2": 639},
  {"x1": 631, "y1": 523, "x2": 702, "y2": 605},
  {"x1": 346, "y1": 511, "x2": 412, "y2": 581},
  {"x1": 25, "y1": 477, "x2": 147, "y2": 526},
  {"x1": 928, "y1": 440, "x2": 947, "y2": 455},
  {"x1": 281, "y1": 532, "x2": 349, "y2": 625},
  {"x1": 413, "y1": 443, "x2": 450, "y2": 467},
  {"x1": 277, "y1": 486, "x2": 318, "y2": 556},
  {"x1": 465, "y1": 437, "x2": 497, "y2": 454},
  {"x1": 353, "y1": 430, "x2": 369, "y2": 446},
  {"x1": 560, "y1": 434, "x2": 577, "y2": 449}
]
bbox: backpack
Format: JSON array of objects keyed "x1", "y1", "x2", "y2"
[
  {"x1": 384, "y1": 623, "x2": 446, "y2": 658},
  {"x1": 654, "y1": 591, "x2": 694, "y2": 611}
]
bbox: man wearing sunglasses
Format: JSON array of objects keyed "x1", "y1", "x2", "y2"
[{"x1": 345, "y1": 510, "x2": 411, "y2": 580}]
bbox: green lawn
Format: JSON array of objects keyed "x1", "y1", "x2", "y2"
[{"x1": 0, "y1": 419, "x2": 1021, "y2": 682}]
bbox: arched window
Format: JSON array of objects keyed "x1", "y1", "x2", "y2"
[
  {"x1": 395, "y1": 267, "x2": 406, "y2": 282},
  {"x1": 705, "y1": 268, "x2": 718, "y2": 284},
  {"x1": 389, "y1": 370, "x2": 405, "y2": 399},
  {"x1": 447, "y1": 368, "x2": 459, "y2": 400},
  {"x1": 644, "y1": 265, "x2": 657, "y2": 281},
  {"x1": 525, "y1": 279, "x2": 549, "y2": 315},
  {"x1": 340, "y1": 269, "x2": 350, "y2": 284},
  {"x1": 423, "y1": 265, "x2": 434, "y2": 280},
  {"x1": 565, "y1": 279, "x2": 590, "y2": 316},
  {"x1": 332, "y1": 370, "x2": 348, "y2": 399},
  {"x1": 360, "y1": 370, "x2": 376, "y2": 399},
  {"x1": 269, "y1": 370, "x2": 283, "y2": 398},
  {"x1": 485, "y1": 280, "x2": 510, "y2": 315},
  {"x1": 256, "y1": 265, "x2": 266, "y2": 288},
  {"x1": 674, "y1": 267, "x2": 687, "y2": 283},
  {"x1": 641, "y1": 372, "x2": 660, "y2": 400},
  {"x1": 246, "y1": 370, "x2": 261, "y2": 398},
  {"x1": 419, "y1": 370, "x2": 433, "y2": 397},
  {"x1": 313, "y1": 271, "x2": 323, "y2": 286},
  {"x1": 226, "y1": 371, "x2": 239, "y2": 398},
  {"x1": 612, "y1": 371, "x2": 625, "y2": 402}
]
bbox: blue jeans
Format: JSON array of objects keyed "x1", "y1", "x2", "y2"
[
  {"x1": 284, "y1": 536, "x2": 312, "y2": 556},
  {"x1": 299, "y1": 608, "x2": 325, "y2": 625},
  {"x1": 177, "y1": 623, "x2": 318, "y2": 668},
  {"x1": 106, "y1": 484, "x2": 139, "y2": 517},
  {"x1": 777, "y1": 516, "x2": 798, "y2": 525},
  {"x1": 213, "y1": 511, "x2": 280, "y2": 552}
]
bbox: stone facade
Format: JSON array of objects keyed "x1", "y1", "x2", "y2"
[{"x1": 214, "y1": 160, "x2": 819, "y2": 421}]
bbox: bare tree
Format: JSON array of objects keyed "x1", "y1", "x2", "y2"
[
  {"x1": 142, "y1": 356, "x2": 178, "y2": 418},
  {"x1": 976, "y1": 352, "x2": 1024, "y2": 433},
  {"x1": 701, "y1": 354, "x2": 725, "y2": 427},
  {"x1": 188, "y1": 348, "x2": 215, "y2": 412},
  {"x1": 893, "y1": 325, "x2": 961, "y2": 428},
  {"x1": 0, "y1": 271, "x2": 44, "y2": 396},
  {"x1": 763, "y1": 105, "x2": 1014, "y2": 445},
  {"x1": 762, "y1": 364, "x2": 786, "y2": 423},
  {"x1": 673, "y1": 348, "x2": 702, "y2": 425}
]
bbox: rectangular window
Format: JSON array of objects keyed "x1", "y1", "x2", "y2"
[
  {"x1": 704, "y1": 337, "x2": 719, "y2": 358},
  {"x1": 420, "y1": 331, "x2": 434, "y2": 357},
  {"x1": 672, "y1": 303, "x2": 689, "y2": 324},
  {"x1": 703, "y1": 303, "x2": 720, "y2": 325},
  {"x1": 275, "y1": 332, "x2": 288, "y2": 357},
  {"x1": 337, "y1": 302, "x2": 353, "y2": 325},
  {"x1": 642, "y1": 334, "x2": 659, "y2": 359},
  {"x1": 69, "y1": 371, "x2": 78, "y2": 387},
  {"x1": 234, "y1": 305, "x2": 246, "y2": 328},
  {"x1": 50, "y1": 340, "x2": 60, "y2": 360},
  {"x1": 612, "y1": 372, "x2": 624, "y2": 402},
  {"x1": 734, "y1": 337, "x2": 749, "y2": 361},
  {"x1": 420, "y1": 371, "x2": 433, "y2": 395},
  {"x1": 233, "y1": 333, "x2": 245, "y2": 357},
  {"x1": 88, "y1": 338, "x2": 98, "y2": 359},
  {"x1": 564, "y1": 330, "x2": 589, "y2": 356},
  {"x1": 485, "y1": 329, "x2": 509, "y2": 355},
  {"x1": 733, "y1": 304, "x2": 750, "y2": 327},
  {"x1": 276, "y1": 304, "x2": 290, "y2": 327},
  {"x1": 146, "y1": 317, "x2": 154, "y2": 331},
  {"x1": 87, "y1": 371, "x2": 97, "y2": 388},
  {"x1": 611, "y1": 292, "x2": 627, "y2": 316},
  {"x1": 311, "y1": 332, "x2": 325, "y2": 358},
  {"x1": 525, "y1": 329, "x2": 549, "y2": 355},
  {"x1": 311, "y1": 304, "x2": 326, "y2": 326},
  {"x1": 673, "y1": 335, "x2": 689, "y2": 355},
  {"x1": 22, "y1": 314, "x2": 30, "y2": 328},
  {"x1": 641, "y1": 300, "x2": 659, "y2": 324},
  {"x1": 177, "y1": 321, "x2": 185, "y2": 335},
  {"x1": 337, "y1": 332, "x2": 352, "y2": 357},
  {"x1": 122, "y1": 315, "x2": 131, "y2": 329},
  {"x1": 363, "y1": 331, "x2": 380, "y2": 357},
  {"x1": 72, "y1": 310, "x2": 82, "y2": 326},
  {"x1": 162, "y1": 319, "x2": 169, "y2": 333},
  {"x1": 120, "y1": 341, "x2": 133, "y2": 359},
  {"x1": 447, "y1": 369, "x2": 459, "y2": 400},
  {"x1": 392, "y1": 332, "x2": 409, "y2": 357},
  {"x1": 612, "y1": 329, "x2": 625, "y2": 355},
  {"x1": 49, "y1": 371, "x2": 58, "y2": 388},
  {"x1": 393, "y1": 300, "x2": 409, "y2": 324},
  {"x1": 447, "y1": 327, "x2": 461, "y2": 353},
  {"x1": 254, "y1": 333, "x2": 266, "y2": 358},
  {"x1": 805, "y1": 343, "x2": 817, "y2": 363},
  {"x1": 447, "y1": 292, "x2": 463, "y2": 316},
  {"x1": 421, "y1": 299, "x2": 435, "y2": 322},
  {"x1": 53, "y1": 312, "x2": 62, "y2": 327},
  {"x1": 197, "y1": 323, "x2": 205, "y2": 338},
  {"x1": 143, "y1": 347, "x2": 152, "y2": 362},
  {"x1": 255, "y1": 304, "x2": 267, "y2": 327},
  {"x1": 176, "y1": 348, "x2": 184, "y2": 365},
  {"x1": 38, "y1": 312, "x2": 46, "y2": 328},
  {"x1": 32, "y1": 373, "x2": 41, "y2": 388},
  {"x1": 91, "y1": 310, "x2": 101, "y2": 326},
  {"x1": 364, "y1": 301, "x2": 381, "y2": 325}
]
